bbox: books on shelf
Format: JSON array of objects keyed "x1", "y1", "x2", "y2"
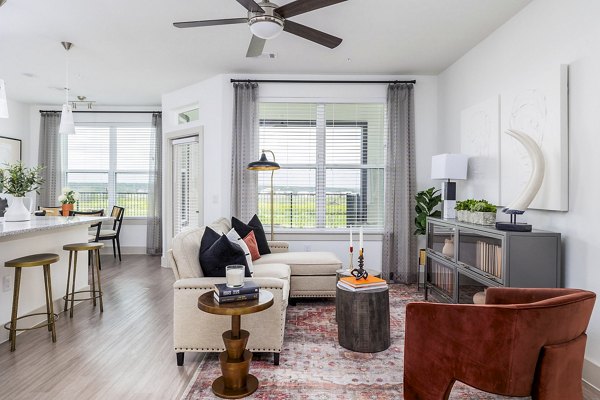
[
  {"x1": 213, "y1": 281, "x2": 259, "y2": 303},
  {"x1": 474, "y1": 241, "x2": 503, "y2": 279},
  {"x1": 338, "y1": 276, "x2": 388, "y2": 292}
]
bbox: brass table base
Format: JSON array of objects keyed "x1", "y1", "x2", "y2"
[
  {"x1": 212, "y1": 329, "x2": 258, "y2": 399},
  {"x1": 212, "y1": 374, "x2": 258, "y2": 399}
]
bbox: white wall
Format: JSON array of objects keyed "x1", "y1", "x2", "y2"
[
  {"x1": 0, "y1": 98, "x2": 31, "y2": 164},
  {"x1": 162, "y1": 74, "x2": 438, "y2": 269},
  {"x1": 437, "y1": 0, "x2": 600, "y2": 385}
]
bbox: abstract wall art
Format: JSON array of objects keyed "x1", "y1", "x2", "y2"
[
  {"x1": 500, "y1": 65, "x2": 569, "y2": 211},
  {"x1": 460, "y1": 95, "x2": 500, "y2": 204}
]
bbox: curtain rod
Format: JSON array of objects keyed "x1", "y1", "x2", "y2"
[
  {"x1": 38, "y1": 110, "x2": 161, "y2": 114},
  {"x1": 230, "y1": 79, "x2": 416, "y2": 84}
]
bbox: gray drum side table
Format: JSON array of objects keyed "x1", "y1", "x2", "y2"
[{"x1": 336, "y1": 285, "x2": 390, "y2": 353}]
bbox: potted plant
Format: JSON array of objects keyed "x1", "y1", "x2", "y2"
[
  {"x1": 455, "y1": 199, "x2": 497, "y2": 225},
  {"x1": 58, "y1": 187, "x2": 80, "y2": 216},
  {"x1": 414, "y1": 188, "x2": 442, "y2": 276},
  {"x1": 0, "y1": 162, "x2": 44, "y2": 222},
  {"x1": 414, "y1": 187, "x2": 442, "y2": 235}
]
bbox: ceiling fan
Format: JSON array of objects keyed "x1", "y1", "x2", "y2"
[{"x1": 173, "y1": 0, "x2": 347, "y2": 57}]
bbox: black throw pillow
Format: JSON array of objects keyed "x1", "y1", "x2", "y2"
[
  {"x1": 199, "y1": 228, "x2": 251, "y2": 278},
  {"x1": 232, "y1": 214, "x2": 271, "y2": 255}
]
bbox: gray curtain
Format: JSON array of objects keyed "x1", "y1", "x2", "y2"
[
  {"x1": 382, "y1": 83, "x2": 416, "y2": 283},
  {"x1": 147, "y1": 112, "x2": 163, "y2": 256},
  {"x1": 230, "y1": 82, "x2": 259, "y2": 220},
  {"x1": 38, "y1": 112, "x2": 63, "y2": 207}
]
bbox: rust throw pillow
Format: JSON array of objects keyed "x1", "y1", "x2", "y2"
[{"x1": 243, "y1": 231, "x2": 261, "y2": 261}]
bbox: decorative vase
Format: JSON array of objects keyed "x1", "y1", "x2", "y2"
[
  {"x1": 4, "y1": 197, "x2": 31, "y2": 222},
  {"x1": 442, "y1": 239, "x2": 454, "y2": 258},
  {"x1": 61, "y1": 203, "x2": 74, "y2": 216}
]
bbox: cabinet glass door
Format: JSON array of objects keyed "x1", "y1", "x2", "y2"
[
  {"x1": 427, "y1": 222, "x2": 456, "y2": 261},
  {"x1": 427, "y1": 256, "x2": 455, "y2": 302},
  {"x1": 457, "y1": 271, "x2": 493, "y2": 304},
  {"x1": 458, "y1": 230, "x2": 503, "y2": 283}
]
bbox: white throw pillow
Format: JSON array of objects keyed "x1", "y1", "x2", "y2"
[{"x1": 226, "y1": 228, "x2": 254, "y2": 274}]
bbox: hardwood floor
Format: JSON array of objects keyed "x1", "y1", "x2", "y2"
[
  {"x1": 0, "y1": 255, "x2": 201, "y2": 400},
  {"x1": 1, "y1": 255, "x2": 599, "y2": 400}
]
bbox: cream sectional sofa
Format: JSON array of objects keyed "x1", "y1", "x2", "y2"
[{"x1": 168, "y1": 217, "x2": 342, "y2": 366}]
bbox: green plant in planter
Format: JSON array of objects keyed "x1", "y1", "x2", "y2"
[
  {"x1": 0, "y1": 162, "x2": 45, "y2": 197},
  {"x1": 414, "y1": 187, "x2": 442, "y2": 235},
  {"x1": 455, "y1": 198, "x2": 496, "y2": 212}
]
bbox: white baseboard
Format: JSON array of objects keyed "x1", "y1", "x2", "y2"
[
  {"x1": 0, "y1": 285, "x2": 90, "y2": 344},
  {"x1": 584, "y1": 358, "x2": 600, "y2": 393}
]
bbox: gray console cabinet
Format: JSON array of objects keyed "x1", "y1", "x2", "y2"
[{"x1": 425, "y1": 217, "x2": 561, "y2": 303}]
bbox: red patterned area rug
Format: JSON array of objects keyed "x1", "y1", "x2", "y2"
[{"x1": 181, "y1": 284, "x2": 527, "y2": 400}]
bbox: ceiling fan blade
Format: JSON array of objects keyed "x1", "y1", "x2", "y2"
[
  {"x1": 246, "y1": 35, "x2": 267, "y2": 57},
  {"x1": 275, "y1": 0, "x2": 347, "y2": 18},
  {"x1": 283, "y1": 20, "x2": 342, "y2": 49},
  {"x1": 173, "y1": 18, "x2": 247, "y2": 28},
  {"x1": 235, "y1": 0, "x2": 265, "y2": 13}
]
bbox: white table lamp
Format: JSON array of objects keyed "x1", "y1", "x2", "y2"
[{"x1": 431, "y1": 154, "x2": 468, "y2": 219}]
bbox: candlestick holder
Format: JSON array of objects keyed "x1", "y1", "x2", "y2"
[{"x1": 351, "y1": 250, "x2": 369, "y2": 280}]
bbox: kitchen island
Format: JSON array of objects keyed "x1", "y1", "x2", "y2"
[{"x1": 0, "y1": 216, "x2": 110, "y2": 343}]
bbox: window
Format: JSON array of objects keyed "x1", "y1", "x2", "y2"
[
  {"x1": 177, "y1": 108, "x2": 199, "y2": 125},
  {"x1": 258, "y1": 103, "x2": 386, "y2": 230},
  {"x1": 63, "y1": 121, "x2": 155, "y2": 218}
]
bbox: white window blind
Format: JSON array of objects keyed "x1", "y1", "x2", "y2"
[
  {"x1": 64, "y1": 121, "x2": 155, "y2": 217},
  {"x1": 172, "y1": 136, "x2": 200, "y2": 235},
  {"x1": 258, "y1": 102, "x2": 386, "y2": 230}
]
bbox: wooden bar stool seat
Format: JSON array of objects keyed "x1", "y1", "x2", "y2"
[
  {"x1": 63, "y1": 242, "x2": 104, "y2": 318},
  {"x1": 3, "y1": 253, "x2": 60, "y2": 352}
]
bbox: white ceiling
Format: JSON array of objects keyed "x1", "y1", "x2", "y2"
[{"x1": 0, "y1": 0, "x2": 530, "y2": 106}]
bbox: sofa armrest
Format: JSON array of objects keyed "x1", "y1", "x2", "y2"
[
  {"x1": 168, "y1": 249, "x2": 180, "y2": 280},
  {"x1": 268, "y1": 240, "x2": 289, "y2": 253}
]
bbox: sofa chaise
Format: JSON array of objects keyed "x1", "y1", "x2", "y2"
[{"x1": 168, "y1": 217, "x2": 342, "y2": 365}]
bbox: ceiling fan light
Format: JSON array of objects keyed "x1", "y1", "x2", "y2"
[
  {"x1": 249, "y1": 17, "x2": 284, "y2": 40},
  {"x1": 59, "y1": 103, "x2": 76, "y2": 135}
]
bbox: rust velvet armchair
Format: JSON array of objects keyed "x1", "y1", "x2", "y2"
[{"x1": 404, "y1": 288, "x2": 596, "y2": 400}]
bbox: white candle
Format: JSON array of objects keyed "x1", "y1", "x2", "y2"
[
  {"x1": 359, "y1": 226, "x2": 363, "y2": 250},
  {"x1": 349, "y1": 229, "x2": 353, "y2": 247},
  {"x1": 226, "y1": 266, "x2": 244, "y2": 288}
]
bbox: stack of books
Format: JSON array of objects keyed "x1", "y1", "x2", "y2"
[
  {"x1": 337, "y1": 275, "x2": 388, "y2": 292},
  {"x1": 213, "y1": 281, "x2": 259, "y2": 303}
]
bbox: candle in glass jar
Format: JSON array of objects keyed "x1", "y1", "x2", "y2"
[{"x1": 226, "y1": 265, "x2": 245, "y2": 288}]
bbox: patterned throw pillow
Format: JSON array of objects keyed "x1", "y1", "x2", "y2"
[{"x1": 226, "y1": 228, "x2": 254, "y2": 274}]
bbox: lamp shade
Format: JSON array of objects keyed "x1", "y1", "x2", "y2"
[
  {"x1": 59, "y1": 104, "x2": 76, "y2": 135},
  {"x1": 247, "y1": 152, "x2": 280, "y2": 171},
  {"x1": 0, "y1": 79, "x2": 8, "y2": 118},
  {"x1": 431, "y1": 153, "x2": 468, "y2": 180}
]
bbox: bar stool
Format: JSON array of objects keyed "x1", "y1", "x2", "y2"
[
  {"x1": 63, "y1": 242, "x2": 104, "y2": 318},
  {"x1": 3, "y1": 253, "x2": 60, "y2": 352}
]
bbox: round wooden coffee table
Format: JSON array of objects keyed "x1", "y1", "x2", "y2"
[{"x1": 198, "y1": 290, "x2": 274, "y2": 399}]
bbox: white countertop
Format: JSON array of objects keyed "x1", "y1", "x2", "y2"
[{"x1": 0, "y1": 216, "x2": 111, "y2": 238}]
